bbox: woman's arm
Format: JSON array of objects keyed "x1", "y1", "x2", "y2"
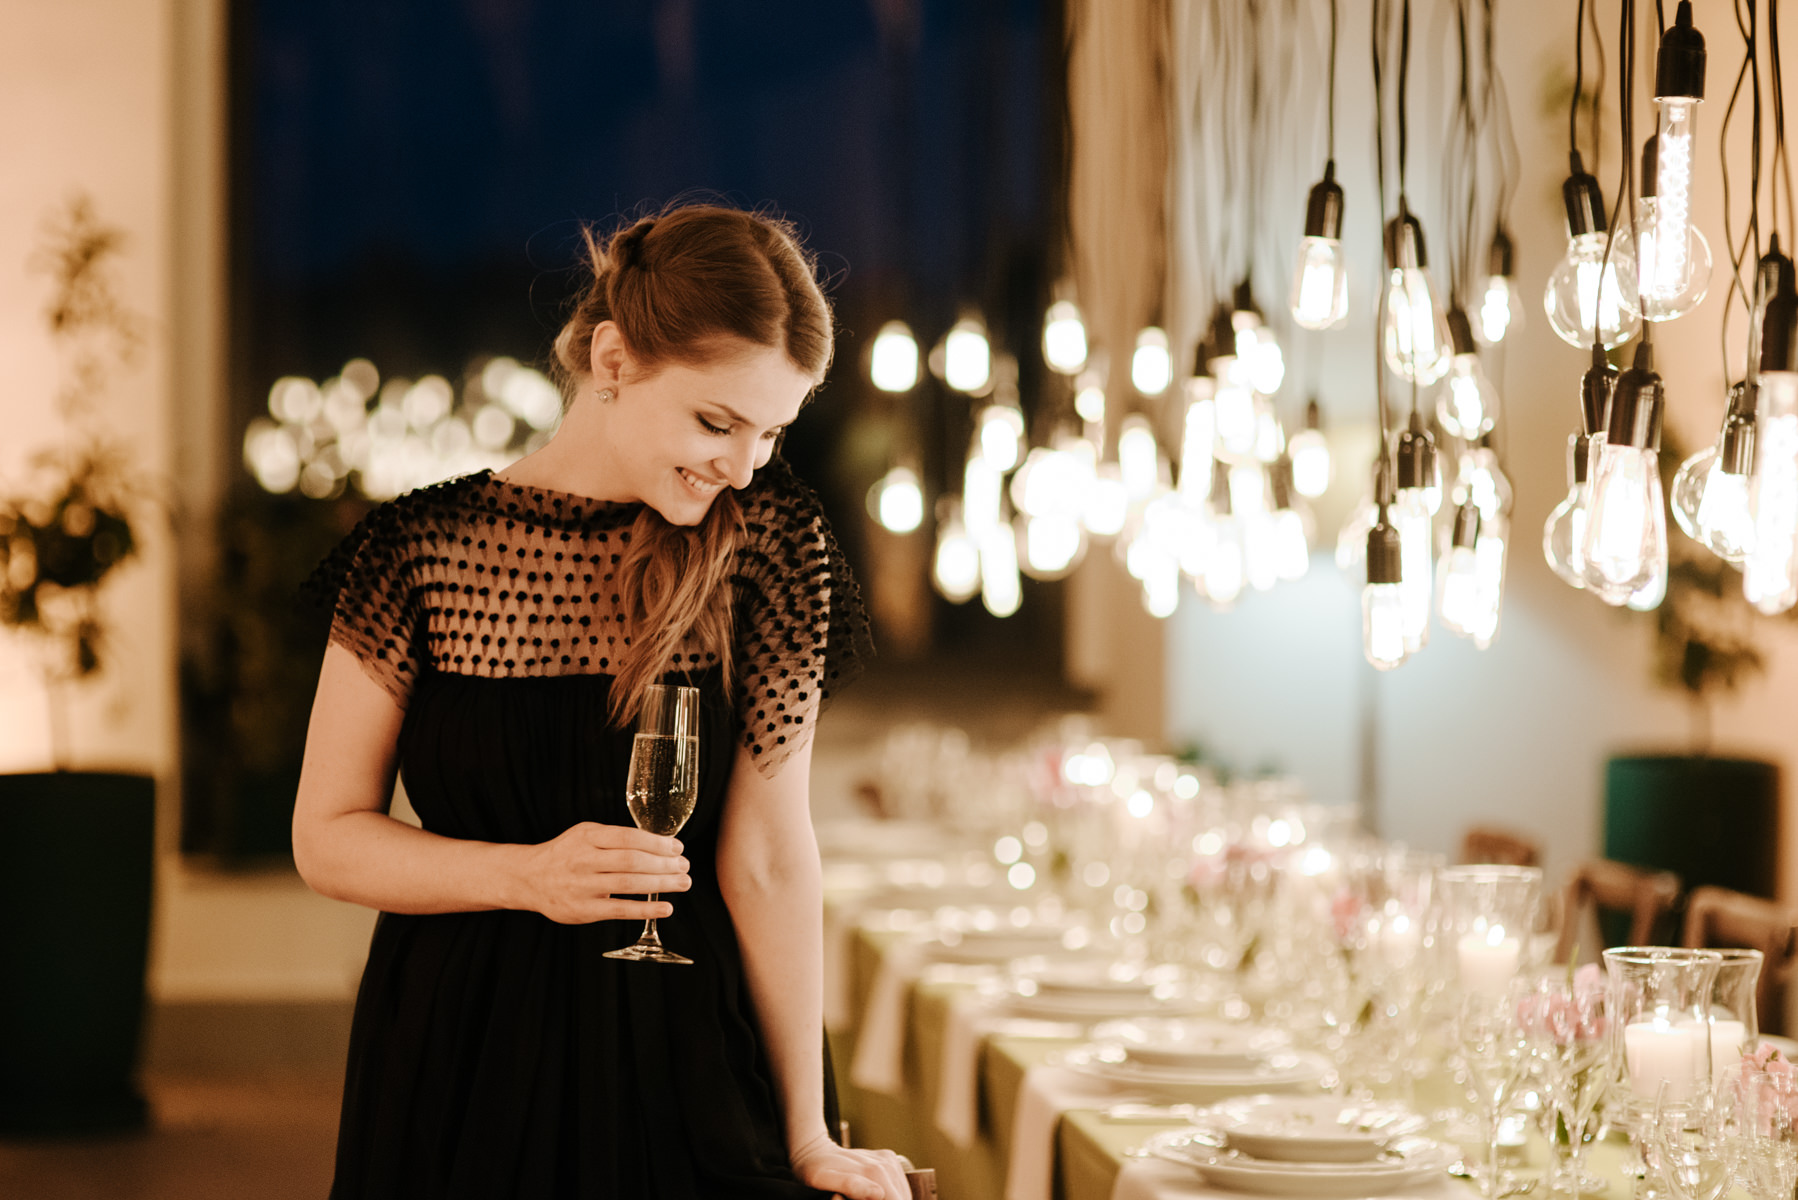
[
  {"x1": 717, "y1": 740, "x2": 908, "y2": 1200},
  {"x1": 293, "y1": 643, "x2": 689, "y2": 921}
]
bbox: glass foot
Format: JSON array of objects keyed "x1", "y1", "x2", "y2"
[{"x1": 603, "y1": 939, "x2": 692, "y2": 965}]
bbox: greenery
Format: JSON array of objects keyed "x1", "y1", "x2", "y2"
[{"x1": 0, "y1": 196, "x2": 151, "y2": 768}]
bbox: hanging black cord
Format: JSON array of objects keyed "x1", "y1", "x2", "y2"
[
  {"x1": 1372, "y1": 0, "x2": 1393, "y2": 454},
  {"x1": 1328, "y1": 0, "x2": 1339, "y2": 159},
  {"x1": 1572, "y1": 0, "x2": 1586, "y2": 155},
  {"x1": 1487, "y1": 0, "x2": 1519, "y2": 230},
  {"x1": 1592, "y1": 0, "x2": 1633, "y2": 354},
  {"x1": 1397, "y1": 0, "x2": 1412, "y2": 201},
  {"x1": 1717, "y1": 0, "x2": 1758, "y2": 377},
  {"x1": 1774, "y1": 0, "x2": 1795, "y2": 242},
  {"x1": 1589, "y1": 0, "x2": 1608, "y2": 169}
]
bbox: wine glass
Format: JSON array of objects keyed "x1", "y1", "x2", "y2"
[
  {"x1": 1519, "y1": 967, "x2": 1609, "y2": 1196},
  {"x1": 1454, "y1": 983, "x2": 1531, "y2": 1200},
  {"x1": 603, "y1": 684, "x2": 701, "y2": 965},
  {"x1": 1730, "y1": 1060, "x2": 1798, "y2": 1199},
  {"x1": 1650, "y1": 1082, "x2": 1733, "y2": 1200}
]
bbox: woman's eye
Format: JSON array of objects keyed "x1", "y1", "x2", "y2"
[
  {"x1": 761, "y1": 427, "x2": 785, "y2": 441},
  {"x1": 698, "y1": 416, "x2": 731, "y2": 435}
]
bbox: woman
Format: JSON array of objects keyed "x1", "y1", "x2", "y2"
[{"x1": 294, "y1": 204, "x2": 904, "y2": 1200}]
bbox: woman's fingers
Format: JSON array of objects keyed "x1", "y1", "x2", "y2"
[
  {"x1": 576, "y1": 821, "x2": 681, "y2": 855},
  {"x1": 591, "y1": 873, "x2": 691, "y2": 895}
]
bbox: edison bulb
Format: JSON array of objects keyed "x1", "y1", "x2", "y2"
[
  {"x1": 1132, "y1": 327, "x2": 1173, "y2": 396},
  {"x1": 1288, "y1": 427, "x2": 1331, "y2": 498},
  {"x1": 942, "y1": 318, "x2": 992, "y2": 393},
  {"x1": 1582, "y1": 439, "x2": 1666, "y2": 604},
  {"x1": 1017, "y1": 513, "x2": 1086, "y2": 580},
  {"x1": 870, "y1": 321, "x2": 920, "y2": 392},
  {"x1": 1616, "y1": 196, "x2": 1712, "y2": 322},
  {"x1": 932, "y1": 502, "x2": 980, "y2": 602},
  {"x1": 1118, "y1": 415, "x2": 1162, "y2": 500},
  {"x1": 1452, "y1": 447, "x2": 1513, "y2": 520},
  {"x1": 1745, "y1": 372, "x2": 1798, "y2": 615},
  {"x1": 1393, "y1": 490, "x2": 1434, "y2": 651},
  {"x1": 1214, "y1": 383, "x2": 1257, "y2": 458},
  {"x1": 976, "y1": 405, "x2": 1025, "y2": 472},
  {"x1": 1544, "y1": 436, "x2": 1594, "y2": 589},
  {"x1": 1363, "y1": 584, "x2": 1407, "y2": 670},
  {"x1": 1291, "y1": 236, "x2": 1349, "y2": 330},
  {"x1": 1042, "y1": 298, "x2": 1088, "y2": 374},
  {"x1": 1671, "y1": 444, "x2": 1754, "y2": 564},
  {"x1": 1270, "y1": 508, "x2": 1310, "y2": 581},
  {"x1": 1383, "y1": 267, "x2": 1451, "y2": 384},
  {"x1": 979, "y1": 522, "x2": 1022, "y2": 617},
  {"x1": 1436, "y1": 354, "x2": 1499, "y2": 439},
  {"x1": 1437, "y1": 540, "x2": 1483, "y2": 637},
  {"x1": 1470, "y1": 522, "x2": 1508, "y2": 648},
  {"x1": 1477, "y1": 274, "x2": 1519, "y2": 345},
  {"x1": 1545, "y1": 233, "x2": 1639, "y2": 348},
  {"x1": 1083, "y1": 464, "x2": 1129, "y2": 537},
  {"x1": 866, "y1": 465, "x2": 924, "y2": 534}
]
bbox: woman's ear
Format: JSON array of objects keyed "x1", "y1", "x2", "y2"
[{"x1": 588, "y1": 321, "x2": 629, "y2": 387}]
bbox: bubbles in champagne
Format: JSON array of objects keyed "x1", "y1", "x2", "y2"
[{"x1": 626, "y1": 733, "x2": 699, "y2": 835}]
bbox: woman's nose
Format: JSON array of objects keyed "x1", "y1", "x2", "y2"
[{"x1": 716, "y1": 438, "x2": 758, "y2": 489}]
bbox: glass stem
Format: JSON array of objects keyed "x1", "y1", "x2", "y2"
[
  {"x1": 643, "y1": 894, "x2": 661, "y2": 945},
  {"x1": 1486, "y1": 1107, "x2": 1504, "y2": 1200}
]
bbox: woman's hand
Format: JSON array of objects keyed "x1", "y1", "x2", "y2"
[
  {"x1": 510, "y1": 822, "x2": 690, "y2": 924},
  {"x1": 789, "y1": 1132, "x2": 911, "y2": 1200}
]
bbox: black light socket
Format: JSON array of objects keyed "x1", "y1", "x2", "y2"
[
  {"x1": 1304, "y1": 397, "x2": 1323, "y2": 431},
  {"x1": 1606, "y1": 343, "x2": 1665, "y2": 452},
  {"x1": 1207, "y1": 306, "x2": 1237, "y2": 372},
  {"x1": 1446, "y1": 307, "x2": 1478, "y2": 357},
  {"x1": 1383, "y1": 212, "x2": 1429, "y2": 271},
  {"x1": 1209, "y1": 458, "x2": 1234, "y2": 516},
  {"x1": 1396, "y1": 411, "x2": 1436, "y2": 490},
  {"x1": 1641, "y1": 137, "x2": 1660, "y2": 199},
  {"x1": 1726, "y1": 379, "x2": 1760, "y2": 421},
  {"x1": 1269, "y1": 456, "x2": 1295, "y2": 512},
  {"x1": 1487, "y1": 228, "x2": 1515, "y2": 279},
  {"x1": 1761, "y1": 283, "x2": 1798, "y2": 376},
  {"x1": 1580, "y1": 344, "x2": 1618, "y2": 437},
  {"x1": 1654, "y1": 1, "x2": 1706, "y2": 102},
  {"x1": 1451, "y1": 502, "x2": 1482, "y2": 550},
  {"x1": 1721, "y1": 410, "x2": 1756, "y2": 476},
  {"x1": 1232, "y1": 278, "x2": 1261, "y2": 323},
  {"x1": 1569, "y1": 433, "x2": 1593, "y2": 485},
  {"x1": 1303, "y1": 160, "x2": 1346, "y2": 240},
  {"x1": 1756, "y1": 244, "x2": 1795, "y2": 313},
  {"x1": 1367, "y1": 514, "x2": 1403, "y2": 585},
  {"x1": 1563, "y1": 153, "x2": 1608, "y2": 238}
]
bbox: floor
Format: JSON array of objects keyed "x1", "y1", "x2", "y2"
[{"x1": 0, "y1": 1073, "x2": 340, "y2": 1200}]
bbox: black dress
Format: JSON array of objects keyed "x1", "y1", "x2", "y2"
[{"x1": 304, "y1": 458, "x2": 871, "y2": 1199}]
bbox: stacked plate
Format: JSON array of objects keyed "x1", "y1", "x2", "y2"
[
  {"x1": 1060, "y1": 1042, "x2": 1331, "y2": 1103},
  {"x1": 1007, "y1": 961, "x2": 1205, "y2": 1019},
  {"x1": 1094, "y1": 1016, "x2": 1290, "y2": 1070},
  {"x1": 1142, "y1": 1097, "x2": 1453, "y2": 1196},
  {"x1": 926, "y1": 910, "x2": 1087, "y2": 964}
]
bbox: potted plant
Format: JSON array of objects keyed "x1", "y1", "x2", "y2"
[
  {"x1": 0, "y1": 196, "x2": 158, "y2": 1134},
  {"x1": 1602, "y1": 436, "x2": 1780, "y2": 906}
]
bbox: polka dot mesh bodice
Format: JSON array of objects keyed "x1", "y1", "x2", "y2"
[{"x1": 304, "y1": 456, "x2": 872, "y2": 774}]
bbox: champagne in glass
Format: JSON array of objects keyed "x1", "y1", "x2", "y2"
[{"x1": 604, "y1": 684, "x2": 700, "y2": 965}]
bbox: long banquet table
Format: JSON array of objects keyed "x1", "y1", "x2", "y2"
[{"x1": 825, "y1": 885, "x2": 1641, "y2": 1200}]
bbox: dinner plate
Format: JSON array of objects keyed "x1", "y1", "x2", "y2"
[
  {"x1": 1142, "y1": 1127, "x2": 1457, "y2": 1196},
  {"x1": 1061, "y1": 1043, "x2": 1330, "y2": 1101},
  {"x1": 1204, "y1": 1095, "x2": 1429, "y2": 1163},
  {"x1": 1028, "y1": 961, "x2": 1158, "y2": 998},
  {"x1": 1093, "y1": 1016, "x2": 1290, "y2": 1070}
]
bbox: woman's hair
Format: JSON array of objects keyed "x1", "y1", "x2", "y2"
[{"x1": 551, "y1": 203, "x2": 833, "y2": 727}]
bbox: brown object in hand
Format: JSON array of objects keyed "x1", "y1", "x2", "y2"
[
  {"x1": 1459, "y1": 825, "x2": 1542, "y2": 868},
  {"x1": 1682, "y1": 884, "x2": 1798, "y2": 1036},
  {"x1": 1555, "y1": 858, "x2": 1683, "y2": 964},
  {"x1": 905, "y1": 1168, "x2": 939, "y2": 1199}
]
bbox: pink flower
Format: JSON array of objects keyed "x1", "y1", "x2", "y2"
[{"x1": 1330, "y1": 890, "x2": 1363, "y2": 941}]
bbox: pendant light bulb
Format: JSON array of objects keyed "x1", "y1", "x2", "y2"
[
  {"x1": 1670, "y1": 382, "x2": 1756, "y2": 563},
  {"x1": 1118, "y1": 414, "x2": 1163, "y2": 500},
  {"x1": 941, "y1": 316, "x2": 992, "y2": 394},
  {"x1": 932, "y1": 499, "x2": 981, "y2": 603},
  {"x1": 1017, "y1": 512, "x2": 1087, "y2": 580},
  {"x1": 1746, "y1": 280, "x2": 1798, "y2": 613},
  {"x1": 1437, "y1": 503, "x2": 1485, "y2": 637},
  {"x1": 1546, "y1": 160, "x2": 1640, "y2": 347},
  {"x1": 1131, "y1": 326, "x2": 1173, "y2": 396},
  {"x1": 1435, "y1": 309, "x2": 1499, "y2": 439},
  {"x1": 1083, "y1": 462, "x2": 1129, "y2": 537},
  {"x1": 1618, "y1": 137, "x2": 1712, "y2": 321},
  {"x1": 1042, "y1": 295, "x2": 1089, "y2": 375},
  {"x1": 1452, "y1": 442, "x2": 1514, "y2": 521},
  {"x1": 1363, "y1": 505, "x2": 1408, "y2": 671},
  {"x1": 869, "y1": 321, "x2": 920, "y2": 392},
  {"x1": 1178, "y1": 379, "x2": 1219, "y2": 499},
  {"x1": 1382, "y1": 214, "x2": 1451, "y2": 384},
  {"x1": 1471, "y1": 515, "x2": 1509, "y2": 648},
  {"x1": 1288, "y1": 399, "x2": 1332, "y2": 498},
  {"x1": 1267, "y1": 457, "x2": 1310, "y2": 582},
  {"x1": 1395, "y1": 414, "x2": 1437, "y2": 649},
  {"x1": 976, "y1": 403, "x2": 1026, "y2": 473},
  {"x1": 1291, "y1": 163, "x2": 1350, "y2": 330},
  {"x1": 866, "y1": 464, "x2": 925, "y2": 534},
  {"x1": 978, "y1": 519, "x2": 1023, "y2": 618},
  {"x1": 1476, "y1": 229, "x2": 1521, "y2": 345},
  {"x1": 1581, "y1": 344, "x2": 1668, "y2": 605}
]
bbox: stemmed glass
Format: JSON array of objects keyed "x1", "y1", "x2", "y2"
[
  {"x1": 1729, "y1": 1059, "x2": 1798, "y2": 1199},
  {"x1": 603, "y1": 684, "x2": 701, "y2": 965},
  {"x1": 1454, "y1": 982, "x2": 1533, "y2": 1200},
  {"x1": 1650, "y1": 1082, "x2": 1733, "y2": 1200},
  {"x1": 1519, "y1": 967, "x2": 1609, "y2": 1196}
]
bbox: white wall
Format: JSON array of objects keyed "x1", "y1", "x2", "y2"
[{"x1": 1164, "y1": 1, "x2": 1798, "y2": 896}]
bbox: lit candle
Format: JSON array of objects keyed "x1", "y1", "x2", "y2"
[
  {"x1": 1457, "y1": 924, "x2": 1521, "y2": 994},
  {"x1": 1623, "y1": 1018, "x2": 1707, "y2": 1101},
  {"x1": 1709, "y1": 1019, "x2": 1747, "y2": 1084}
]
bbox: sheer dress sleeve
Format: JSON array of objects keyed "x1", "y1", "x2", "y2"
[
  {"x1": 301, "y1": 493, "x2": 430, "y2": 708},
  {"x1": 731, "y1": 457, "x2": 874, "y2": 776}
]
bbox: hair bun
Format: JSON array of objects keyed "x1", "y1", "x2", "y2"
[{"x1": 612, "y1": 219, "x2": 656, "y2": 271}]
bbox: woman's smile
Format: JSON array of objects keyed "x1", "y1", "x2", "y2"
[{"x1": 677, "y1": 466, "x2": 727, "y2": 497}]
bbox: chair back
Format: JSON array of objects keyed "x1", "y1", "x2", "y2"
[
  {"x1": 1459, "y1": 826, "x2": 1541, "y2": 868},
  {"x1": 1554, "y1": 858, "x2": 1682, "y2": 964},
  {"x1": 1682, "y1": 884, "x2": 1798, "y2": 1036}
]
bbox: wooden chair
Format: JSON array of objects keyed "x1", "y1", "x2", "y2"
[
  {"x1": 1682, "y1": 885, "x2": 1798, "y2": 1036},
  {"x1": 1459, "y1": 826, "x2": 1542, "y2": 869},
  {"x1": 1554, "y1": 858, "x2": 1682, "y2": 964}
]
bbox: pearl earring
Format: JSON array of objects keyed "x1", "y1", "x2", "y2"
[{"x1": 597, "y1": 386, "x2": 617, "y2": 403}]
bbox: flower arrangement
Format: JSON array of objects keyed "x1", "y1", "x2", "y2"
[{"x1": 0, "y1": 196, "x2": 150, "y2": 768}]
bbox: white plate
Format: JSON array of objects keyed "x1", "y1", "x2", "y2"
[
  {"x1": 1007, "y1": 986, "x2": 1207, "y2": 1021},
  {"x1": 1094, "y1": 1017, "x2": 1290, "y2": 1070},
  {"x1": 1029, "y1": 961, "x2": 1158, "y2": 998},
  {"x1": 1143, "y1": 1127, "x2": 1457, "y2": 1196},
  {"x1": 1062, "y1": 1044, "x2": 1329, "y2": 1101},
  {"x1": 1206, "y1": 1095, "x2": 1428, "y2": 1163}
]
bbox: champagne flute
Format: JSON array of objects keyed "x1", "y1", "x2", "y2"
[
  {"x1": 603, "y1": 684, "x2": 701, "y2": 965},
  {"x1": 1455, "y1": 985, "x2": 1531, "y2": 1200}
]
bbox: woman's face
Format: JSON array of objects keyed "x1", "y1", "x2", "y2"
[{"x1": 592, "y1": 327, "x2": 814, "y2": 526}]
